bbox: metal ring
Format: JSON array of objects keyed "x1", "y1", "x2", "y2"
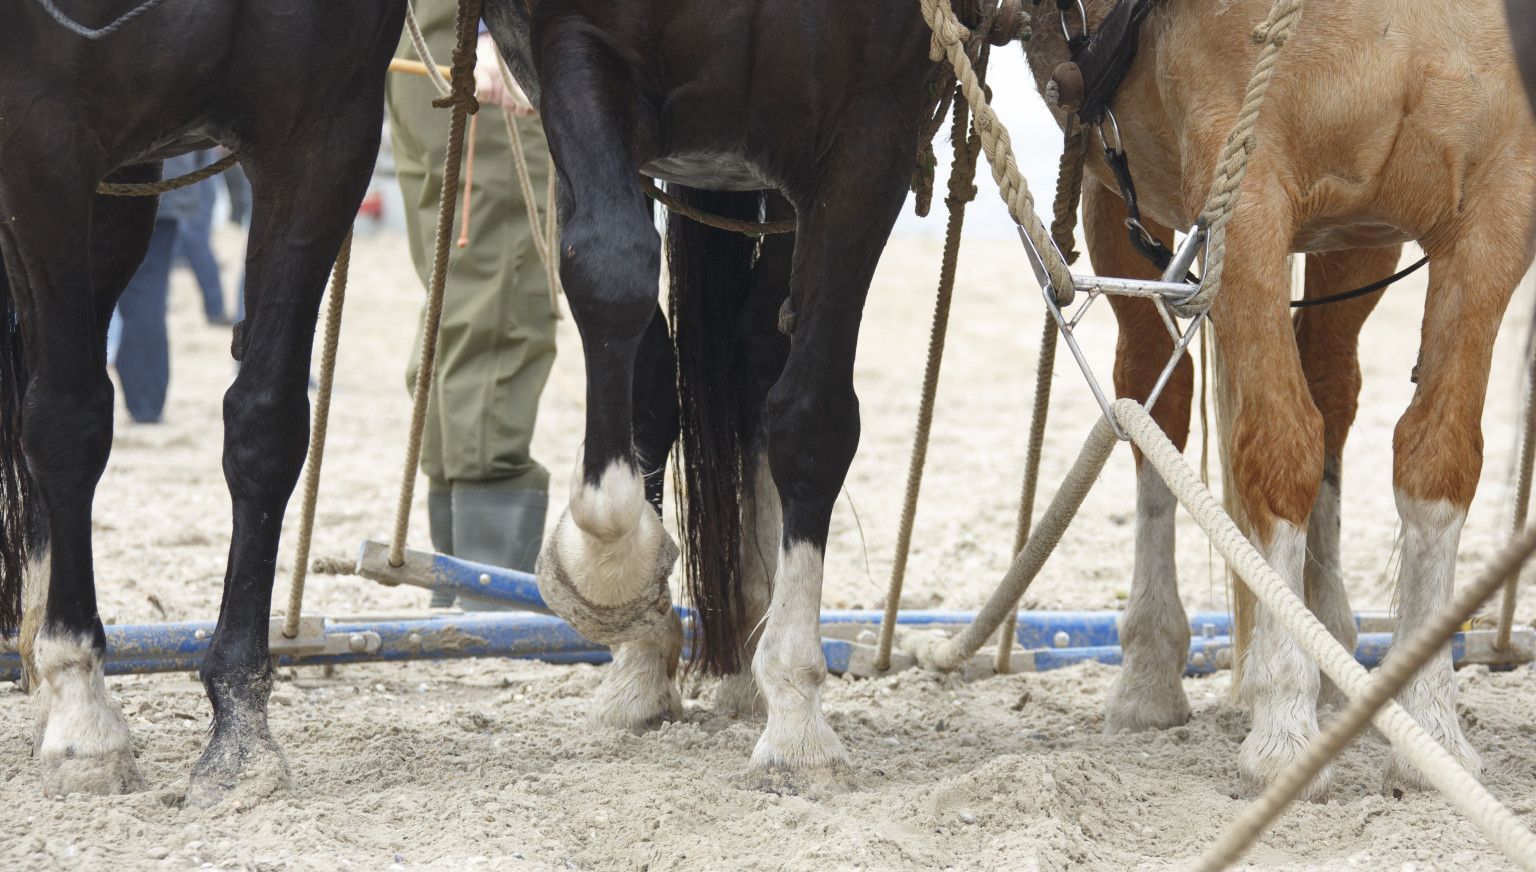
[
  {"x1": 1059, "y1": 0, "x2": 1088, "y2": 41},
  {"x1": 1096, "y1": 108, "x2": 1123, "y2": 153}
]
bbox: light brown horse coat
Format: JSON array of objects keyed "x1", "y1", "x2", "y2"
[{"x1": 1026, "y1": 0, "x2": 1536, "y2": 798}]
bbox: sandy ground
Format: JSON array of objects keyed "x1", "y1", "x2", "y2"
[{"x1": 4, "y1": 222, "x2": 1536, "y2": 870}]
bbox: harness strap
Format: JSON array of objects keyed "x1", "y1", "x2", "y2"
[{"x1": 1069, "y1": 0, "x2": 1162, "y2": 125}]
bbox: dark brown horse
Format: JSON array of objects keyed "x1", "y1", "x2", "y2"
[
  {"x1": 480, "y1": 0, "x2": 1008, "y2": 780},
  {"x1": 0, "y1": 1, "x2": 404, "y2": 803}
]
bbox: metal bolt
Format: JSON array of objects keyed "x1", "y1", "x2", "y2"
[
  {"x1": 408, "y1": 632, "x2": 423, "y2": 647},
  {"x1": 1052, "y1": 631, "x2": 1070, "y2": 648},
  {"x1": 348, "y1": 634, "x2": 368, "y2": 653},
  {"x1": 478, "y1": 573, "x2": 492, "y2": 587},
  {"x1": 194, "y1": 629, "x2": 208, "y2": 641},
  {"x1": 1191, "y1": 652, "x2": 1207, "y2": 668}
]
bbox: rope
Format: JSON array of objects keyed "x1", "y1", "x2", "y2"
[
  {"x1": 643, "y1": 181, "x2": 797, "y2": 237},
  {"x1": 405, "y1": 0, "x2": 454, "y2": 98},
  {"x1": 1497, "y1": 342, "x2": 1536, "y2": 649},
  {"x1": 996, "y1": 122, "x2": 1085, "y2": 672},
  {"x1": 1111, "y1": 398, "x2": 1536, "y2": 871},
  {"x1": 1198, "y1": 519, "x2": 1536, "y2": 869},
  {"x1": 497, "y1": 54, "x2": 565, "y2": 318},
  {"x1": 875, "y1": 86, "x2": 984, "y2": 672},
  {"x1": 906, "y1": 414, "x2": 1119, "y2": 671},
  {"x1": 32, "y1": 0, "x2": 170, "y2": 39},
  {"x1": 388, "y1": 0, "x2": 483, "y2": 568},
  {"x1": 1173, "y1": 0, "x2": 1306, "y2": 317},
  {"x1": 97, "y1": 153, "x2": 239, "y2": 197},
  {"x1": 919, "y1": 0, "x2": 1076, "y2": 304},
  {"x1": 995, "y1": 315, "x2": 1059, "y2": 672},
  {"x1": 283, "y1": 232, "x2": 352, "y2": 638}
]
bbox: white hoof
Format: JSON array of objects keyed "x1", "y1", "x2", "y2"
[
  {"x1": 1238, "y1": 720, "x2": 1332, "y2": 801},
  {"x1": 591, "y1": 610, "x2": 684, "y2": 730},
  {"x1": 32, "y1": 634, "x2": 146, "y2": 798},
  {"x1": 1382, "y1": 698, "x2": 1480, "y2": 796}
]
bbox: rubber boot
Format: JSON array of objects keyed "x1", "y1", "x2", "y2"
[
  {"x1": 451, "y1": 482, "x2": 549, "y2": 611},
  {"x1": 427, "y1": 485, "x2": 456, "y2": 608}
]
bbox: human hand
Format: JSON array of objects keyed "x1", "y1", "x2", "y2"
[{"x1": 474, "y1": 33, "x2": 535, "y2": 117}]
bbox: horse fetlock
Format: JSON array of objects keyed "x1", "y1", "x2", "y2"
[
  {"x1": 1103, "y1": 653, "x2": 1191, "y2": 734},
  {"x1": 1383, "y1": 668, "x2": 1480, "y2": 795},
  {"x1": 749, "y1": 631, "x2": 844, "y2": 773},
  {"x1": 538, "y1": 506, "x2": 680, "y2": 642},
  {"x1": 31, "y1": 633, "x2": 146, "y2": 797},
  {"x1": 568, "y1": 461, "x2": 648, "y2": 543}
]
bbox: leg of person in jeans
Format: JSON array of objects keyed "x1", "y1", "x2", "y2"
[
  {"x1": 175, "y1": 160, "x2": 229, "y2": 324},
  {"x1": 387, "y1": 0, "x2": 557, "y2": 609},
  {"x1": 114, "y1": 218, "x2": 178, "y2": 424}
]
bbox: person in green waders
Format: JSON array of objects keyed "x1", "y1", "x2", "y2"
[{"x1": 386, "y1": 0, "x2": 556, "y2": 609}]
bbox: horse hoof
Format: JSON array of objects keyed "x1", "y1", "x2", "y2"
[
  {"x1": 1382, "y1": 731, "x2": 1480, "y2": 797},
  {"x1": 1239, "y1": 725, "x2": 1332, "y2": 802},
  {"x1": 741, "y1": 760, "x2": 857, "y2": 797},
  {"x1": 1103, "y1": 678, "x2": 1191, "y2": 734},
  {"x1": 40, "y1": 747, "x2": 147, "y2": 798},
  {"x1": 185, "y1": 733, "x2": 291, "y2": 810},
  {"x1": 590, "y1": 633, "x2": 684, "y2": 731}
]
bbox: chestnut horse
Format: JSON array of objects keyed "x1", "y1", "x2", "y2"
[{"x1": 1026, "y1": 0, "x2": 1536, "y2": 798}]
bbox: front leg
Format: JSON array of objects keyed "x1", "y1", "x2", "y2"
[
  {"x1": 1085, "y1": 183, "x2": 1195, "y2": 734},
  {"x1": 188, "y1": 110, "x2": 380, "y2": 808}
]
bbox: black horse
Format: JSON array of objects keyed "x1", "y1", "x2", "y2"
[
  {"x1": 0, "y1": 1, "x2": 404, "y2": 803},
  {"x1": 479, "y1": 0, "x2": 1012, "y2": 780}
]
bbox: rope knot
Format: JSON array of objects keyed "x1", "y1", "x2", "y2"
[{"x1": 432, "y1": 91, "x2": 481, "y2": 114}]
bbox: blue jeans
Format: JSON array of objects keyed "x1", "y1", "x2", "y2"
[
  {"x1": 174, "y1": 173, "x2": 227, "y2": 322},
  {"x1": 115, "y1": 219, "x2": 178, "y2": 424}
]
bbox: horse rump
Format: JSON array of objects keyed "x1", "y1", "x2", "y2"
[{"x1": 666, "y1": 185, "x2": 767, "y2": 676}]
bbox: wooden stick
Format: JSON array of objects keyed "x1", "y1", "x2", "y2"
[{"x1": 389, "y1": 57, "x2": 454, "y2": 80}]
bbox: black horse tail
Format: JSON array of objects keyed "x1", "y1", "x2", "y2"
[
  {"x1": 0, "y1": 260, "x2": 34, "y2": 636},
  {"x1": 666, "y1": 186, "x2": 766, "y2": 676}
]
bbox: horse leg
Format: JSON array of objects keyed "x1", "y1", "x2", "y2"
[
  {"x1": 1294, "y1": 246, "x2": 1397, "y2": 709},
  {"x1": 750, "y1": 139, "x2": 912, "y2": 785},
  {"x1": 185, "y1": 115, "x2": 378, "y2": 807},
  {"x1": 1210, "y1": 183, "x2": 1331, "y2": 800},
  {"x1": 1381, "y1": 213, "x2": 1530, "y2": 792},
  {"x1": 716, "y1": 219, "x2": 793, "y2": 718},
  {"x1": 1082, "y1": 183, "x2": 1195, "y2": 733},
  {"x1": 532, "y1": 35, "x2": 682, "y2": 729},
  {"x1": 5, "y1": 162, "x2": 159, "y2": 797}
]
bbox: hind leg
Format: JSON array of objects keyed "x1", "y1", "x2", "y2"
[
  {"x1": 750, "y1": 138, "x2": 912, "y2": 783},
  {"x1": 2, "y1": 159, "x2": 159, "y2": 796},
  {"x1": 1381, "y1": 219, "x2": 1530, "y2": 792},
  {"x1": 717, "y1": 221, "x2": 793, "y2": 718},
  {"x1": 532, "y1": 32, "x2": 682, "y2": 730},
  {"x1": 1083, "y1": 184, "x2": 1195, "y2": 733},
  {"x1": 1294, "y1": 247, "x2": 1396, "y2": 709}
]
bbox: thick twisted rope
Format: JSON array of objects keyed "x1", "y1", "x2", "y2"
[
  {"x1": 1110, "y1": 399, "x2": 1536, "y2": 871},
  {"x1": 388, "y1": 0, "x2": 483, "y2": 568},
  {"x1": 1198, "y1": 518, "x2": 1536, "y2": 869},
  {"x1": 918, "y1": 0, "x2": 1075, "y2": 304},
  {"x1": 905, "y1": 414, "x2": 1118, "y2": 670},
  {"x1": 1174, "y1": 0, "x2": 1306, "y2": 316},
  {"x1": 996, "y1": 122, "x2": 1086, "y2": 672},
  {"x1": 283, "y1": 232, "x2": 352, "y2": 639},
  {"x1": 874, "y1": 88, "x2": 984, "y2": 672},
  {"x1": 1497, "y1": 343, "x2": 1536, "y2": 650},
  {"x1": 97, "y1": 153, "x2": 239, "y2": 197},
  {"x1": 405, "y1": 0, "x2": 455, "y2": 98},
  {"x1": 995, "y1": 315, "x2": 1060, "y2": 672}
]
